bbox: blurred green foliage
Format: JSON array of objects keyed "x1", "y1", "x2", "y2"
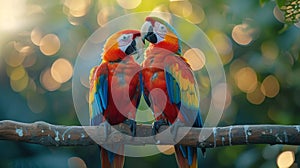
[{"x1": 0, "y1": 0, "x2": 300, "y2": 167}]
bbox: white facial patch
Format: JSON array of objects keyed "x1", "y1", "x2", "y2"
[
  {"x1": 153, "y1": 21, "x2": 167, "y2": 39},
  {"x1": 118, "y1": 33, "x2": 133, "y2": 52}
]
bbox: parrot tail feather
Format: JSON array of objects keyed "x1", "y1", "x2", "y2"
[
  {"x1": 175, "y1": 145, "x2": 198, "y2": 168},
  {"x1": 101, "y1": 146, "x2": 125, "y2": 168}
]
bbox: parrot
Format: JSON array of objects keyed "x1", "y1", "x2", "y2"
[
  {"x1": 140, "y1": 16, "x2": 205, "y2": 168},
  {"x1": 89, "y1": 29, "x2": 142, "y2": 168}
]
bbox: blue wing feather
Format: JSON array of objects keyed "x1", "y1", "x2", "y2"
[
  {"x1": 90, "y1": 64, "x2": 109, "y2": 126},
  {"x1": 98, "y1": 74, "x2": 108, "y2": 111},
  {"x1": 164, "y1": 64, "x2": 202, "y2": 127},
  {"x1": 179, "y1": 145, "x2": 187, "y2": 158},
  {"x1": 165, "y1": 67, "x2": 197, "y2": 124},
  {"x1": 165, "y1": 71, "x2": 174, "y2": 103},
  {"x1": 107, "y1": 151, "x2": 115, "y2": 163},
  {"x1": 91, "y1": 96, "x2": 102, "y2": 126},
  {"x1": 165, "y1": 70, "x2": 180, "y2": 105},
  {"x1": 187, "y1": 147, "x2": 193, "y2": 165},
  {"x1": 194, "y1": 110, "x2": 203, "y2": 128},
  {"x1": 89, "y1": 64, "x2": 117, "y2": 164},
  {"x1": 95, "y1": 93, "x2": 103, "y2": 113}
]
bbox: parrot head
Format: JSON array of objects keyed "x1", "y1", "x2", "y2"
[
  {"x1": 141, "y1": 16, "x2": 182, "y2": 55},
  {"x1": 102, "y1": 30, "x2": 141, "y2": 62}
]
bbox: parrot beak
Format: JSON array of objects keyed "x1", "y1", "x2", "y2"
[
  {"x1": 131, "y1": 31, "x2": 144, "y2": 61},
  {"x1": 124, "y1": 31, "x2": 141, "y2": 55},
  {"x1": 141, "y1": 21, "x2": 157, "y2": 44}
]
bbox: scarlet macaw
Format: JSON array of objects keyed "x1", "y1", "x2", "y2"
[
  {"x1": 141, "y1": 16, "x2": 205, "y2": 168},
  {"x1": 89, "y1": 30, "x2": 142, "y2": 168}
]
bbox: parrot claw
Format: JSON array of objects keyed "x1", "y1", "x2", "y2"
[
  {"x1": 152, "y1": 119, "x2": 169, "y2": 136},
  {"x1": 100, "y1": 121, "x2": 111, "y2": 141},
  {"x1": 123, "y1": 119, "x2": 137, "y2": 137},
  {"x1": 170, "y1": 120, "x2": 185, "y2": 142}
]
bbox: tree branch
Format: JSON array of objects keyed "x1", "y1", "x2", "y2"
[{"x1": 0, "y1": 120, "x2": 300, "y2": 148}]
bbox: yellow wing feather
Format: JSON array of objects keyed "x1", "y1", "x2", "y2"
[{"x1": 166, "y1": 59, "x2": 199, "y2": 109}]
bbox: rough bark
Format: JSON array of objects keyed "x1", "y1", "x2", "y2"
[{"x1": 0, "y1": 120, "x2": 300, "y2": 148}]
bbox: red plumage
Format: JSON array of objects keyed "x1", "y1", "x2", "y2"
[
  {"x1": 141, "y1": 17, "x2": 203, "y2": 168},
  {"x1": 89, "y1": 30, "x2": 141, "y2": 168}
]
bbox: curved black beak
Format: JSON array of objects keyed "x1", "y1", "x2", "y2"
[
  {"x1": 141, "y1": 21, "x2": 157, "y2": 44},
  {"x1": 124, "y1": 31, "x2": 140, "y2": 55},
  {"x1": 125, "y1": 40, "x2": 137, "y2": 55}
]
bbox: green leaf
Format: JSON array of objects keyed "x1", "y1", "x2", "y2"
[{"x1": 276, "y1": 0, "x2": 286, "y2": 8}]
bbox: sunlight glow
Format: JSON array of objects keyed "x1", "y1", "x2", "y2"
[
  {"x1": 277, "y1": 151, "x2": 295, "y2": 168},
  {"x1": 64, "y1": 0, "x2": 91, "y2": 17},
  {"x1": 208, "y1": 30, "x2": 233, "y2": 64},
  {"x1": 183, "y1": 48, "x2": 206, "y2": 71},
  {"x1": 31, "y1": 27, "x2": 43, "y2": 46},
  {"x1": 40, "y1": 69, "x2": 61, "y2": 91},
  {"x1": 97, "y1": 7, "x2": 115, "y2": 27},
  {"x1": 0, "y1": 0, "x2": 26, "y2": 31},
  {"x1": 169, "y1": 0, "x2": 193, "y2": 17},
  {"x1": 234, "y1": 67, "x2": 257, "y2": 93},
  {"x1": 39, "y1": 34, "x2": 61, "y2": 56},
  {"x1": 51, "y1": 58, "x2": 73, "y2": 84},
  {"x1": 4, "y1": 48, "x2": 26, "y2": 67},
  {"x1": 261, "y1": 75, "x2": 280, "y2": 98},
  {"x1": 9, "y1": 66, "x2": 28, "y2": 92},
  {"x1": 117, "y1": 0, "x2": 141, "y2": 9},
  {"x1": 68, "y1": 157, "x2": 87, "y2": 168},
  {"x1": 150, "y1": 5, "x2": 172, "y2": 24},
  {"x1": 186, "y1": 3, "x2": 205, "y2": 24},
  {"x1": 156, "y1": 145, "x2": 175, "y2": 155},
  {"x1": 247, "y1": 83, "x2": 265, "y2": 105},
  {"x1": 10, "y1": 66, "x2": 26, "y2": 81},
  {"x1": 232, "y1": 24, "x2": 253, "y2": 45}
]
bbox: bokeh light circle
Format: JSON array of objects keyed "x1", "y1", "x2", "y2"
[
  {"x1": 51, "y1": 58, "x2": 73, "y2": 83},
  {"x1": 277, "y1": 151, "x2": 295, "y2": 168},
  {"x1": 72, "y1": 12, "x2": 226, "y2": 157},
  {"x1": 116, "y1": 0, "x2": 141, "y2": 9},
  {"x1": 39, "y1": 34, "x2": 60, "y2": 56},
  {"x1": 183, "y1": 48, "x2": 206, "y2": 71}
]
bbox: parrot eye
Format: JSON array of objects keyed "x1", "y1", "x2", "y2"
[
  {"x1": 120, "y1": 34, "x2": 129, "y2": 40},
  {"x1": 118, "y1": 34, "x2": 132, "y2": 43},
  {"x1": 118, "y1": 34, "x2": 133, "y2": 47},
  {"x1": 160, "y1": 25, "x2": 165, "y2": 30},
  {"x1": 154, "y1": 21, "x2": 167, "y2": 38}
]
